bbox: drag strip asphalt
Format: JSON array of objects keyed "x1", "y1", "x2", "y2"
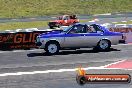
[
  {"x1": 0, "y1": 44, "x2": 132, "y2": 88},
  {"x1": 0, "y1": 14, "x2": 132, "y2": 88},
  {"x1": 0, "y1": 44, "x2": 132, "y2": 72}
]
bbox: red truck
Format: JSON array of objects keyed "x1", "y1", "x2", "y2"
[{"x1": 48, "y1": 15, "x2": 79, "y2": 29}]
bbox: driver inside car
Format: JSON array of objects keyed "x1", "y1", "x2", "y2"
[
  {"x1": 87, "y1": 26, "x2": 96, "y2": 33},
  {"x1": 70, "y1": 26, "x2": 85, "y2": 33}
]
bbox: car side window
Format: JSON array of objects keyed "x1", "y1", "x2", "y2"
[
  {"x1": 64, "y1": 16, "x2": 69, "y2": 20},
  {"x1": 91, "y1": 24, "x2": 104, "y2": 33},
  {"x1": 86, "y1": 25, "x2": 104, "y2": 33},
  {"x1": 69, "y1": 25, "x2": 86, "y2": 33},
  {"x1": 58, "y1": 17, "x2": 62, "y2": 20},
  {"x1": 86, "y1": 26, "x2": 96, "y2": 33}
]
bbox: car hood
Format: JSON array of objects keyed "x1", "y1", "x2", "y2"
[
  {"x1": 39, "y1": 30, "x2": 64, "y2": 38},
  {"x1": 50, "y1": 20, "x2": 60, "y2": 23}
]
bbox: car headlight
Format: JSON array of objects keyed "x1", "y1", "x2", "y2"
[{"x1": 36, "y1": 36, "x2": 40, "y2": 43}]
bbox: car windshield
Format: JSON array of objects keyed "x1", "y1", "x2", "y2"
[
  {"x1": 63, "y1": 25, "x2": 73, "y2": 32},
  {"x1": 58, "y1": 16, "x2": 62, "y2": 20}
]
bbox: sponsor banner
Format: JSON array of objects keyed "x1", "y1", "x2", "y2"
[
  {"x1": 0, "y1": 32, "x2": 40, "y2": 43},
  {"x1": 0, "y1": 31, "x2": 44, "y2": 49},
  {"x1": 76, "y1": 68, "x2": 131, "y2": 85},
  {"x1": 0, "y1": 29, "x2": 62, "y2": 49},
  {"x1": 0, "y1": 30, "x2": 62, "y2": 49},
  {"x1": 76, "y1": 74, "x2": 131, "y2": 85}
]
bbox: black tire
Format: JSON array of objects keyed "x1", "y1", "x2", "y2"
[
  {"x1": 57, "y1": 24, "x2": 61, "y2": 28},
  {"x1": 49, "y1": 26, "x2": 54, "y2": 29},
  {"x1": 45, "y1": 41, "x2": 60, "y2": 55},
  {"x1": 95, "y1": 39, "x2": 111, "y2": 51}
]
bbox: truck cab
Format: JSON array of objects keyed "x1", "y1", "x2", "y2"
[{"x1": 48, "y1": 15, "x2": 79, "y2": 29}]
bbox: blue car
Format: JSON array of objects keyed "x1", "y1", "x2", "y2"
[{"x1": 36, "y1": 23, "x2": 123, "y2": 54}]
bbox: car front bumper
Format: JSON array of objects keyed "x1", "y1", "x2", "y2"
[{"x1": 36, "y1": 42, "x2": 42, "y2": 46}]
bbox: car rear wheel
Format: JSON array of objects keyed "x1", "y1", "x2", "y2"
[
  {"x1": 45, "y1": 42, "x2": 60, "y2": 55},
  {"x1": 49, "y1": 26, "x2": 54, "y2": 29},
  {"x1": 96, "y1": 39, "x2": 111, "y2": 51}
]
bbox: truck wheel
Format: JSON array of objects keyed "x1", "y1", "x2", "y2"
[
  {"x1": 57, "y1": 23, "x2": 62, "y2": 28},
  {"x1": 57, "y1": 24, "x2": 60, "y2": 28},
  {"x1": 49, "y1": 26, "x2": 54, "y2": 29},
  {"x1": 45, "y1": 42, "x2": 60, "y2": 55},
  {"x1": 95, "y1": 39, "x2": 111, "y2": 51}
]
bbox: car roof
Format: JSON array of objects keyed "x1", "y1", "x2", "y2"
[
  {"x1": 74, "y1": 23, "x2": 100, "y2": 26},
  {"x1": 73, "y1": 23, "x2": 108, "y2": 32},
  {"x1": 74, "y1": 23, "x2": 87, "y2": 26}
]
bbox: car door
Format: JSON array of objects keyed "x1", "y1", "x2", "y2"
[
  {"x1": 84, "y1": 25, "x2": 104, "y2": 47},
  {"x1": 63, "y1": 24, "x2": 88, "y2": 48}
]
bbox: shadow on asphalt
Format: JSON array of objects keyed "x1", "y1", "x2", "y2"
[{"x1": 27, "y1": 48, "x2": 120, "y2": 57}]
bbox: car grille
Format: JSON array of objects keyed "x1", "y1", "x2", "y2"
[{"x1": 48, "y1": 22, "x2": 57, "y2": 25}]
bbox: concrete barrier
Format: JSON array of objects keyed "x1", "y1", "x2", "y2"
[{"x1": 0, "y1": 28, "x2": 62, "y2": 50}]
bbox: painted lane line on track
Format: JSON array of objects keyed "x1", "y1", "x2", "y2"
[
  {"x1": 121, "y1": 21, "x2": 127, "y2": 22},
  {"x1": 99, "y1": 59, "x2": 126, "y2": 68},
  {"x1": 128, "y1": 42, "x2": 132, "y2": 44},
  {"x1": 0, "y1": 49, "x2": 42, "y2": 53},
  {"x1": 115, "y1": 43, "x2": 132, "y2": 46},
  {"x1": 112, "y1": 22, "x2": 118, "y2": 23},
  {"x1": 105, "y1": 60, "x2": 132, "y2": 69},
  {"x1": 0, "y1": 69, "x2": 76, "y2": 76},
  {"x1": 0, "y1": 67, "x2": 131, "y2": 77},
  {"x1": 12, "y1": 49, "x2": 42, "y2": 52},
  {"x1": 0, "y1": 59, "x2": 131, "y2": 77},
  {"x1": 88, "y1": 20, "x2": 95, "y2": 22}
]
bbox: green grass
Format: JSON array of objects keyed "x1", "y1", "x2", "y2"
[
  {"x1": 0, "y1": 21, "x2": 48, "y2": 31},
  {"x1": 0, "y1": 19, "x2": 90, "y2": 31},
  {"x1": 0, "y1": 0, "x2": 132, "y2": 30},
  {"x1": 80, "y1": 19, "x2": 91, "y2": 23},
  {"x1": 0, "y1": 0, "x2": 132, "y2": 18}
]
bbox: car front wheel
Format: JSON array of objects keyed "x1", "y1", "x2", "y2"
[{"x1": 45, "y1": 42, "x2": 59, "y2": 55}]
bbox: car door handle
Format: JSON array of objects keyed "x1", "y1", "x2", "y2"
[{"x1": 100, "y1": 34, "x2": 103, "y2": 35}]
